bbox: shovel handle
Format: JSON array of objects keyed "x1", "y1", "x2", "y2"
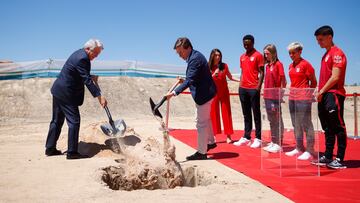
[
  {"x1": 104, "y1": 106, "x2": 114, "y2": 122},
  {"x1": 156, "y1": 79, "x2": 182, "y2": 109},
  {"x1": 167, "y1": 78, "x2": 182, "y2": 94},
  {"x1": 94, "y1": 82, "x2": 113, "y2": 123},
  {"x1": 152, "y1": 78, "x2": 181, "y2": 113},
  {"x1": 156, "y1": 96, "x2": 167, "y2": 109},
  {"x1": 104, "y1": 106, "x2": 118, "y2": 132}
]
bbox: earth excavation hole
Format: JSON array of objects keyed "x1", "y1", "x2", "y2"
[
  {"x1": 99, "y1": 125, "x2": 217, "y2": 191},
  {"x1": 102, "y1": 164, "x2": 216, "y2": 191}
]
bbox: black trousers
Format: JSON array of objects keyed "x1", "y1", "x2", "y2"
[
  {"x1": 289, "y1": 100, "x2": 315, "y2": 152},
  {"x1": 265, "y1": 99, "x2": 284, "y2": 144},
  {"x1": 239, "y1": 87, "x2": 261, "y2": 139},
  {"x1": 318, "y1": 92, "x2": 347, "y2": 161},
  {"x1": 45, "y1": 97, "x2": 81, "y2": 153}
]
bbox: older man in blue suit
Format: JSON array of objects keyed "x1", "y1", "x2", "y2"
[
  {"x1": 45, "y1": 39, "x2": 107, "y2": 159},
  {"x1": 166, "y1": 37, "x2": 217, "y2": 160}
]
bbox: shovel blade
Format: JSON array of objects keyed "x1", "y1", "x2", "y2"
[
  {"x1": 100, "y1": 119, "x2": 127, "y2": 137},
  {"x1": 149, "y1": 97, "x2": 163, "y2": 119},
  {"x1": 114, "y1": 119, "x2": 126, "y2": 134},
  {"x1": 100, "y1": 123, "x2": 113, "y2": 136}
]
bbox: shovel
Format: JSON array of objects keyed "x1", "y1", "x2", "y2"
[
  {"x1": 93, "y1": 79, "x2": 127, "y2": 137},
  {"x1": 149, "y1": 78, "x2": 182, "y2": 119},
  {"x1": 100, "y1": 106, "x2": 127, "y2": 137}
]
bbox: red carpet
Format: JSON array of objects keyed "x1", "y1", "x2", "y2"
[{"x1": 170, "y1": 129, "x2": 360, "y2": 203}]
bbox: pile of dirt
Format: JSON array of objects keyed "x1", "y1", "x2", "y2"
[
  {"x1": 75, "y1": 120, "x2": 217, "y2": 191},
  {"x1": 77, "y1": 121, "x2": 185, "y2": 190},
  {"x1": 0, "y1": 77, "x2": 193, "y2": 119},
  {"x1": 1, "y1": 77, "x2": 357, "y2": 123},
  {"x1": 0, "y1": 77, "x2": 242, "y2": 121}
]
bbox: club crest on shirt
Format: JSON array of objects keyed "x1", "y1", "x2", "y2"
[
  {"x1": 250, "y1": 56, "x2": 255, "y2": 61},
  {"x1": 296, "y1": 67, "x2": 300, "y2": 72},
  {"x1": 333, "y1": 55, "x2": 342, "y2": 64}
]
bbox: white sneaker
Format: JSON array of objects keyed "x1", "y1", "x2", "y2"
[
  {"x1": 263, "y1": 142, "x2": 274, "y2": 151},
  {"x1": 233, "y1": 137, "x2": 250, "y2": 146},
  {"x1": 297, "y1": 151, "x2": 312, "y2": 160},
  {"x1": 285, "y1": 148, "x2": 300, "y2": 157},
  {"x1": 266, "y1": 143, "x2": 282, "y2": 153},
  {"x1": 250, "y1": 138, "x2": 261, "y2": 148}
]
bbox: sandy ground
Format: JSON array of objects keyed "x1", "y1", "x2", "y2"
[
  {"x1": 0, "y1": 116, "x2": 292, "y2": 203},
  {"x1": 0, "y1": 77, "x2": 358, "y2": 202}
]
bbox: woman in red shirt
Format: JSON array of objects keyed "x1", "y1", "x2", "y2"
[
  {"x1": 262, "y1": 44, "x2": 287, "y2": 153},
  {"x1": 286, "y1": 42, "x2": 317, "y2": 160},
  {"x1": 209, "y1": 49, "x2": 240, "y2": 143}
]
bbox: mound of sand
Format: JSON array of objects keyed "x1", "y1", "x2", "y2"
[
  {"x1": 1, "y1": 77, "x2": 358, "y2": 134},
  {"x1": 76, "y1": 121, "x2": 185, "y2": 191}
]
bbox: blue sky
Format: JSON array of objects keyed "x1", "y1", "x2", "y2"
[{"x1": 1, "y1": 0, "x2": 360, "y2": 84}]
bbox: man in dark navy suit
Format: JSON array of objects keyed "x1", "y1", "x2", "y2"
[
  {"x1": 45, "y1": 39, "x2": 108, "y2": 159},
  {"x1": 166, "y1": 37, "x2": 217, "y2": 160}
]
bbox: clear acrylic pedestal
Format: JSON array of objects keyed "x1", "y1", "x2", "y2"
[{"x1": 261, "y1": 88, "x2": 320, "y2": 177}]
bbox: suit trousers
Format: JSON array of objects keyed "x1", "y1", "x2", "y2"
[
  {"x1": 45, "y1": 96, "x2": 81, "y2": 153},
  {"x1": 196, "y1": 98, "x2": 215, "y2": 154}
]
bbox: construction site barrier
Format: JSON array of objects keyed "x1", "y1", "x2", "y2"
[{"x1": 172, "y1": 91, "x2": 359, "y2": 140}]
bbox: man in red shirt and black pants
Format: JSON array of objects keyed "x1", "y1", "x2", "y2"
[
  {"x1": 313, "y1": 25, "x2": 347, "y2": 169},
  {"x1": 233, "y1": 35, "x2": 264, "y2": 148}
]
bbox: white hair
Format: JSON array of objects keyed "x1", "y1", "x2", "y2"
[
  {"x1": 287, "y1": 42, "x2": 303, "y2": 51},
  {"x1": 84, "y1": 39, "x2": 104, "y2": 50}
]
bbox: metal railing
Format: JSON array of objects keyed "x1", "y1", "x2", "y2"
[
  {"x1": 348, "y1": 92, "x2": 359, "y2": 139},
  {"x1": 166, "y1": 91, "x2": 359, "y2": 140}
]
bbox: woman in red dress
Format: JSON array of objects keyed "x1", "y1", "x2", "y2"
[{"x1": 209, "y1": 49, "x2": 240, "y2": 143}]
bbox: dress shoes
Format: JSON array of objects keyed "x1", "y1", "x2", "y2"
[
  {"x1": 45, "y1": 148, "x2": 62, "y2": 156},
  {"x1": 66, "y1": 152, "x2": 89, "y2": 160},
  {"x1": 207, "y1": 143, "x2": 217, "y2": 151},
  {"x1": 186, "y1": 151, "x2": 207, "y2": 160}
]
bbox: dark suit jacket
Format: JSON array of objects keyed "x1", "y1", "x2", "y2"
[
  {"x1": 51, "y1": 49, "x2": 101, "y2": 106},
  {"x1": 174, "y1": 49, "x2": 216, "y2": 105}
]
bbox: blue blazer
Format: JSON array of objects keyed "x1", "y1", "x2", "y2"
[
  {"x1": 51, "y1": 49, "x2": 101, "y2": 106},
  {"x1": 174, "y1": 50, "x2": 216, "y2": 105}
]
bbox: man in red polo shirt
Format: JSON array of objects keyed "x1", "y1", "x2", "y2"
[
  {"x1": 233, "y1": 35, "x2": 264, "y2": 148},
  {"x1": 312, "y1": 25, "x2": 347, "y2": 169}
]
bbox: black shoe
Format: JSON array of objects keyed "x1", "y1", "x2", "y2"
[
  {"x1": 66, "y1": 152, "x2": 89, "y2": 160},
  {"x1": 327, "y1": 158, "x2": 347, "y2": 169},
  {"x1": 186, "y1": 152, "x2": 207, "y2": 160},
  {"x1": 207, "y1": 143, "x2": 217, "y2": 151},
  {"x1": 45, "y1": 148, "x2": 62, "y2": 156},
  {"x1": 311, "y1": 155, "x2": 332, "y2": 166}
]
